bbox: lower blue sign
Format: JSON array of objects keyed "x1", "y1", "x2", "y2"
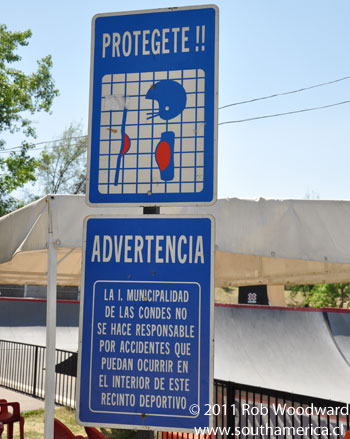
[{"x1": 77, "y1": 216, "x2": 214, "y2": 431}]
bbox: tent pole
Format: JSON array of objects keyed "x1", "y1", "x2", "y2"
[{"x1": 44, "y1": 198, "x2": 57, "y2": 439}]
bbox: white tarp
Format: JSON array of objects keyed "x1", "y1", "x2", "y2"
[
  {"x1": 1, "y1": 194, "x2": 350, "y2": 436},
  {"x1": 1, "y1": 194, "x2": 350, "y2": 286}
]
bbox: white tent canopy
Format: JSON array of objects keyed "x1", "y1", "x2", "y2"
[
  {"x1": 1, "y1": 194, "x2": 350, "y2": 438},
  {"x1": 1, "y1": 194, "x2": 350, "y2": 286}
]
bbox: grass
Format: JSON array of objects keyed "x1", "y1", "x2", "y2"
[
  {"x1": 214, "y1": 286, "x2": 238, "y2": 304},
  {"x1": 13, "y1": 406, "x2": 138, "y2": 439},
  {"x1": 284, "y1": 289, "x2": 308, "y2": 307}
]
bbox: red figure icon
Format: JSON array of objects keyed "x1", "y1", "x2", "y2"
[
  {"x1": 156, "y1": 141, "x2": 171, "y2": 172},
  {"x1": 155, "y1": 132, "x2": 174, "y2": 181},
  {"x1": 121, "y1": 133, "x2": 130, "y2": 156}
]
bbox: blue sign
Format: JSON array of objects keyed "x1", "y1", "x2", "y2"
[
  {"x1": 86, "y1": 6, "x2": 218, "y2": 206},
  {"x1": 77, "y1": 216, "x2": 214, "y2": 430}
]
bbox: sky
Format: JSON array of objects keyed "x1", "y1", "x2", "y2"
[{"x1": 1, "y1": 0, "x2": 350, "y2": 201}]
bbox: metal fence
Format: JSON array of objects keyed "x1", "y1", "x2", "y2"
[
  {"x1": 0, "y1": 339, "x2": 77, "y2": 408},
  {"x1": 161, "y1": 380, "x2": 350, "y2": 439},
  {"x1": 1, "y1": 339, "x2": 349, "y2": 438}
]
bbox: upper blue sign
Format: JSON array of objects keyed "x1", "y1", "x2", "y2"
[
  {"x1": 86, "y1": 6, "x2": 218, "y2": 206},
  {"x1": 77, "y1": 215, "x2": 214, "y2": 431}
]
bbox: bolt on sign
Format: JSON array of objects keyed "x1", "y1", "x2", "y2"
[{"x1": 86, "y1": 5, "x2": 218, "y2": 206}]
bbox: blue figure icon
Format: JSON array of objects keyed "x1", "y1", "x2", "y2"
[
  {"x1": 114, "y1": 105, "x2": 131, "y2": 186},
  {"x1": 146, "y1": 80, "x2": 187, "y2": 181}
]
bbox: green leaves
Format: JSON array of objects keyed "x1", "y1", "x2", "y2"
[
  {"x1": 36, "y1": 123, "x2": 87, "y2": 195},
  {"x1": 0, "y1": 53, "x2": 58, "y2": 133},
  {"x1": 4, "y1": 143, "x2": 37, "y2": 190},
  {"x1": 0, "y1": 24, "x2": 59, "y2": 215},
  {"x1": 0, "y1": 24, "x2": 31, "y2": 67},
  {"x1": 289, "y1": 283, "x2": 350, "y2": 308},
  {"x1": 304, "y1": 283, "x2": 350, "y2": 308}
]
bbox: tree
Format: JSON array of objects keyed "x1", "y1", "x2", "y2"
[
  {"x1": 305, "y1": 283, "x2": 350, "y2": 308},
  {"x1": 36, "y1": 123, "x2": 87, "y2": 195},
  {"x1": 286, "y1": 283, "x2": 350, "y2": 308},
  {"x1": 0, "y1": 24, "x2": 58, "y2": 215},
  {"x1": 288, "y1": 284, "x2": 313, "y2": 301}
]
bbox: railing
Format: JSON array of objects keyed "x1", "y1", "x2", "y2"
[
  {"x1": 1, "y1": 339, "x2": 349, "y2": 437},
  {"x1": 0, "y1": 339, "x2": 77, "y2": 408},
  {"x1": 225, "y1": 380, "x2": 350, "y2": 438},
  {"x1": 161, "y1": 380, "x2": 350, "y2": 439}
]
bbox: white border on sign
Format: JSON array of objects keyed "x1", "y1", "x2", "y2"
[
  {"x1": 88, "y1": 280, "x2": 201, "y2": 417},
  {"x1": 76, "y1": 213, "x2": 215, "y2": 432},
  {"x1": 85, "y1": 4, "x2": 219, "y2": 207}
]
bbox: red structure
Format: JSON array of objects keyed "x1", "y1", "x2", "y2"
[
  {"x1": 54, "y1": 419, "x2": 84, "y2": 439},
  {"x1": 0, "y1": 400, "x2": 24, "y2": 439}
]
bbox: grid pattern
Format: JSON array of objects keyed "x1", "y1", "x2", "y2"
[{"x1": 98, "y1": 69, "x2": 205, "y2": 195}]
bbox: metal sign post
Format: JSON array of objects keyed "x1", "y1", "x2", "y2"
[
  {"x1": 77, "y1": 215, "x2": 215, "y2": 431},
  {"x1": 86, "y1": 5, "x2": 218, "y2": 206}
]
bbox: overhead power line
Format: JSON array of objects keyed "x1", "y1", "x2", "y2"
[
  {"x1": 2, "y1": 98, "x2": 349, "y2": 153},
  {"x1": 0, "y1": 135, "x2": 87, "y2": 154},
  {"x1": 0, "y1": 140, "x2": 88, "y2": 155},
  {"x1": 219, "y1": 75, "x2": 350, "y2": 110},
  {"x1": 1, "y1": 75, "x2": 350, "y2": 152},
  {"x1": 219, "y1": 99, "x2": 350, "y2": 125}
]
